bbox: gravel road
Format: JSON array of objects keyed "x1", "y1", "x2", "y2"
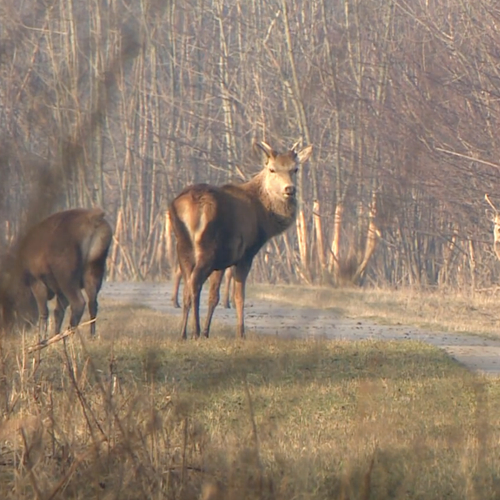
[{"x1": 101, "y1": 281, "x2": 500, "y2": 376}]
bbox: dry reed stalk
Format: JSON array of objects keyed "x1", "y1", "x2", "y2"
[{"x1": 27, "y1": 319, "x2": 95, "y2": 353}]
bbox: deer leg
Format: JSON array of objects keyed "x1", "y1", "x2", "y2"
[
  {"x1": 84, "y1": 261, "x2": 106, "y2": 337},
  {"x1": 59, "y1": 281, "x2": 86, "y2": 333},
  {"x1": 222, "y1": 269, "x2": 232, "y2": 309},
  {"x1": 189, "y1": 263, "x2": 212, "y2": 339},
  {"x1": 202, "y1": 269, "x2": 225, "y2": 338},
  {"x1": 172, "y1": 266, "x2": 182, "y2": 308},
  {"x1": 179, "y1": 284, "x2": 192, "y2": 340},
  {"x1": 178, "y1": 251, "x2": 194, "y2": 340},
  {"x1": 68, "y1": 291, "x2": 86, "y2": 331},
  {"x1": 31, "y1": 281, "x2": 49, "y2": 340},
  {"x1": 230, "y1": 269, "x2": 236, "y2": 308},
  {"x1": 233, "y1": 260, "x2": 252, "y2": 339},
  {"x1": 53, "y1": 293, "x2": 69, "y2": 335}
]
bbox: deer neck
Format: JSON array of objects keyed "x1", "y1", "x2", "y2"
[{"x1": 245, "y1": 174, "x2": 297, "y2": 237}]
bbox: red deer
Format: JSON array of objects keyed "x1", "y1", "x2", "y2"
[
  {"x1": 169, "y1": 140, "x2": 313, "y2": 339},
  {"x1": 171, "y1": 264, "x2": 234, "y2": 309},
  {"x1": 8, "y1": 208, "x2": 112, "y2": 338}
]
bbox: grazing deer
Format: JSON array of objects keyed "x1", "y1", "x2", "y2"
[
  {"x1": 485, "y1": 194, "x2": 500, "y2": 261},
  {"x1": 171, "y1": 265, "x2": 234, "y2": 309},
  {"x1": 11, "y1": 208, "x2": 112, "y2": 338},
  {"x1": 169, "y1": 140, "x2": 313, "y2": 339}
]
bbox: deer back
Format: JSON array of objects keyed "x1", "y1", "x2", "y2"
[
  {"x1": 170, "y1": 142, "x2": 313, "y2": 269},
  {"x1": 20, "y1": 208, "x2": 112, "y2": 282}
]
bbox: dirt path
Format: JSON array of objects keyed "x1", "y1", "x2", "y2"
[{"x1": 101, "y1": 281, "x2": 500, "y2": 376}]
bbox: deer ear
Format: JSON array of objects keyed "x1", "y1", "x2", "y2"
[
  {"x1": 255, "y1": 141, "x2": 275, "y2": 158},
  {"x1": 297, "y1": 145, "x2": 313, "y2": 164}
]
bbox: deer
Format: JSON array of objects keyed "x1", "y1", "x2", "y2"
[
  {"x1": 485, "y1": 194, "x2": 500, "y2": 261},
  {"x1": 169, "y1": 140, "x2": 313, "y2": 339},
  {"x1": 4, "y1": 208, "x2": 113, "y2": 339},
  {"x1": 171, "y1": 264, "x2": 234, "y2": 309}
]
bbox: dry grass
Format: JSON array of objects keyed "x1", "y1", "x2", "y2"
[
  {"x1": 250, "y1": 284, "x2": 500, "y2": 337},
  {"x1": 1, "y1": 302, "x2": 500, "y2": 499}
]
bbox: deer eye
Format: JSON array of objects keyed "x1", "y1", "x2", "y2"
[{"x1": 269, "y1": 167, "x2": 276, "y2": 173}]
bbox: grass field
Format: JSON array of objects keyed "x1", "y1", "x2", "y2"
[
  {"x1": 1, "y1": 287, "x2": 500, "y2": 499},
  {"x1": 250, "y1": 283, "x2": 500, "y2": 337}
]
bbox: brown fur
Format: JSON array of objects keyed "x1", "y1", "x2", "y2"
[
  {"x1": 8, "y1": 208, "x2": 112, "y2": 338},
  {"x1": 169, "y1": 141, "x2": 313, "y2": 339}
]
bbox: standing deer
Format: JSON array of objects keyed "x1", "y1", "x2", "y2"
[
  {"x1": 169, "y1": 140, "x2": 313, "y2": 339},
  {"x1": 12, "y1": 208, "x2": 112, "y2": 338},
  {"x1": 171, "y1": 264, "x2": 234, "y2": 309},
  {"x1": 485, "y1": 194, "x2": 500, "y2": 261}
]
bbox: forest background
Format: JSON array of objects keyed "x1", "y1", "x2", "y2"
[{"x1": 2, "y1": 0, "x2": 500, "y2": 291}]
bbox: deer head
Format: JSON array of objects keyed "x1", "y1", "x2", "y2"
[{"x1": 255, "y1": 141, "x2": 313, "y2": 202}]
